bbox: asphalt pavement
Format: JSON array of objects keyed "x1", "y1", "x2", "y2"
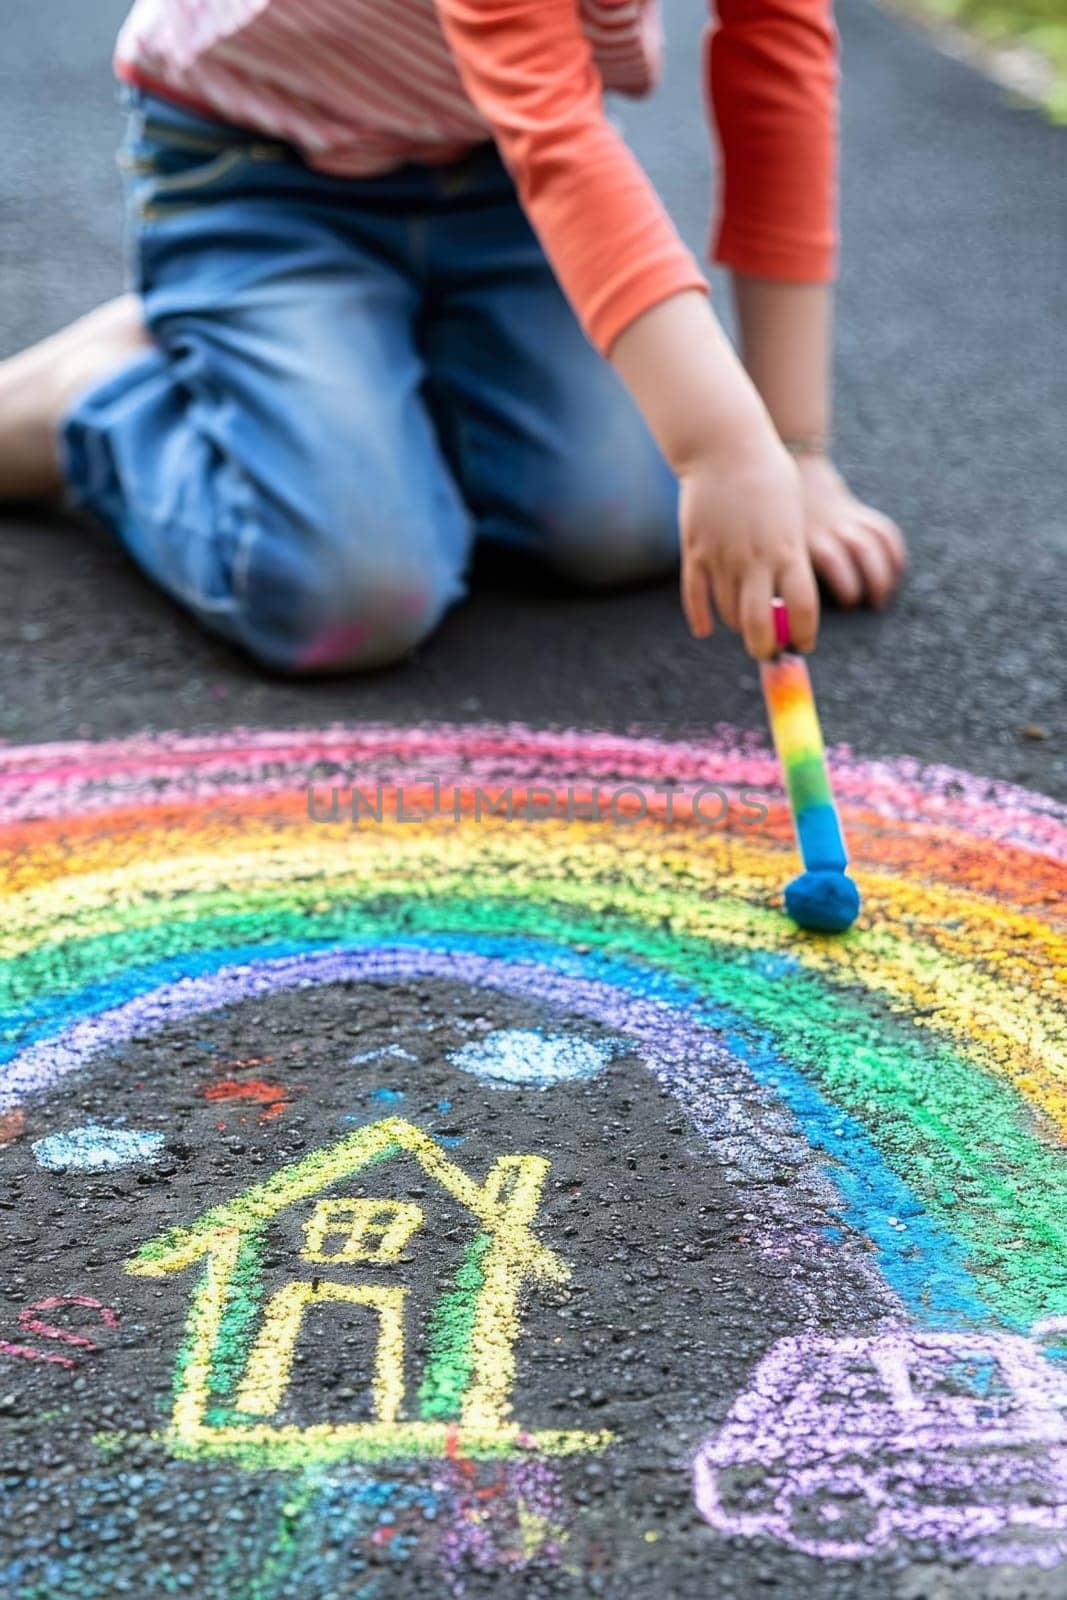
[{"x1": 0, "y1": 3, "x2": 1065, "y2": 1598}]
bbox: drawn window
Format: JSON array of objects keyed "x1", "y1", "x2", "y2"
[
  {"x1": 300, "y1": 1198, "x2": 424, "y2": 1264},
  {"x1": 909, "y1": 1354, "x2": 1020, "y2": 1421}
]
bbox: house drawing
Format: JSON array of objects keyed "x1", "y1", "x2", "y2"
[{"x1": 126, "y1": 1117, "x2": 611, "y2": 1469}]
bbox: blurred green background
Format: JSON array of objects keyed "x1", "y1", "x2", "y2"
[{"x1": 918, "y1": 0, "x2": 1067, "y2": 118}]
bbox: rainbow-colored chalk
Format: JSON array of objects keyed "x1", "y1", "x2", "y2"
[{"x1": 760, "y1": 600, "x2": 861, "y2": 933}]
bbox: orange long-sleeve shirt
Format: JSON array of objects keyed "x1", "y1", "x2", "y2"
[{"x1": 117, "y1": 0, "x2": 839, "y2": 353}]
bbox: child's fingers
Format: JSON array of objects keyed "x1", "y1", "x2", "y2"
[
  {"x1": 844, "y1": 524, "x2": 895, "y2": 609},
  {"x1": 778, "y1": 558, "x2": 819, "y2": 652},
  {"x1": 738, "y1": 570, "x2": 775, "y2": 659},
  {"x1": 681, "y1": 556, "x2": 714, "y2": 638},
  {"x1": 865, "y1": 509, "x2": 908, "y2": 578},
  {"x1": 808, "y1": 529, "x2": 863, "y2": 607}
]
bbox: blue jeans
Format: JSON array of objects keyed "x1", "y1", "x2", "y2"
[{"x1": 62, "y1": 91, "x2": 678, "y2": 673}]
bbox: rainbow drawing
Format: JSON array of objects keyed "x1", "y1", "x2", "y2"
[{"x1": 1, "y1": 722, "x2": 1065, "y2": 1576}]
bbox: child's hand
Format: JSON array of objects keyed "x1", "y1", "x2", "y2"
[
  {"x1": 796, "y1": 454, "x2": 906, "y2": 609},
  {"x1": 679, "y1": 435, "x2": 819, "y2": 660}
]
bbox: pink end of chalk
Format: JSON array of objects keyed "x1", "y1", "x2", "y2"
[{"x1": 771, "y1": 598, "x2": 791, "y2": 650}]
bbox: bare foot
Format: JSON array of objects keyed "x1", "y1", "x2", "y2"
[{"x1": 0, "y1": 295, "x2": 151, "y2": 502}]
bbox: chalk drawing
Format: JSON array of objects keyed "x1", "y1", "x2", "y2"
[
  {"x1": 693, "y1": 1322, "x2": 1067, "y2": 1565},
  {"x1": 31, "y1": 1123, "x2": 165, "y2": 1170},
  {"x1": 0, "y1": 1295, "x2": 120, "y2": 1369},
  {"x1": 125, "y1": 1116, "x2": 607, "y2": 1469},
  {"x1": 0, "y1": 1108, "x2": 25, "y2": 1144},
  {"x1": 1, "y1": 723, "x2": 1064, "y2": 1583},
  {"x1": 300, "y1": 1197, "x2": 425, "y2": 1264},
  {"x1": 449, "y1": 1027, "x2": 615, "y2": 1087},
  {"x1": 201, "y1": 1076, "x2": 294, "y2": 1122}
]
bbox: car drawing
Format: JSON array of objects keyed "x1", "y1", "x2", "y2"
[{"x1": 693, "y1": 1320, "x2": 1067, "y2": 1562}]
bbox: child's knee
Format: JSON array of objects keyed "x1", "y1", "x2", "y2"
[
  {"x1": 235, "y1": 529, "x2": 460, "y2": 675},
  {"x1": 287, "y1": 579, "x2": 444, "y2": 674}
]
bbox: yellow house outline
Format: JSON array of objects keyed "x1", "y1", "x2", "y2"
[{"x1": 126, "y1": 1117, "x2": 611, "y2": 1468}]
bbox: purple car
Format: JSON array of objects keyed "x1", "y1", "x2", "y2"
[{"x1": 693, "y1": 1321, "x2": 1067, "y2": 1563}]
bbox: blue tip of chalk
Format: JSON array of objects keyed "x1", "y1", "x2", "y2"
[{"x1": 784, "y1": 869, "x2": 861, "y2": 934}]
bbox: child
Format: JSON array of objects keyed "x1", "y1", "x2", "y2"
[{"x1": 0, "y1": 0, "x2": 904, "y2": 670}]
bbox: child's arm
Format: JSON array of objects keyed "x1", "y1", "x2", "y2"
[
  {"x1": 436, "y1": 0, "x2": 819, "y2": 657},
  {"x1": 611, "y1": 291, "x2": 817, "y2": 658},
  {"x1": 711, "y1": 2, "x2": 905, "y2": 605},
  {"x1": 733, "y1": 276, "x2": 905, "y2": 607}
]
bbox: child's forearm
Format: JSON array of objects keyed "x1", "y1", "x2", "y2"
[
  {"x1": 731, "y1": 276, "x2": 832, "y2": 446},
  {"x1": 609, "y1": 290, "x2": 781, "y2": 473},
  {"x1": 610, "y1": 288, "x2": 819, "y2": 661}
]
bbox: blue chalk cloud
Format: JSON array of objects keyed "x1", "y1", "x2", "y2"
[
  {"x1": 31, "y1": 1123, "x2": 165, "y2": 1172},
  {"x1": 448, "y1": 1029, "x2": 615, "y2": 1088}
]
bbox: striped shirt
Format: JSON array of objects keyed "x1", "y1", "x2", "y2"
[{"x1": 116, "y1": 0, "x2": 838, "y2": 353}]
